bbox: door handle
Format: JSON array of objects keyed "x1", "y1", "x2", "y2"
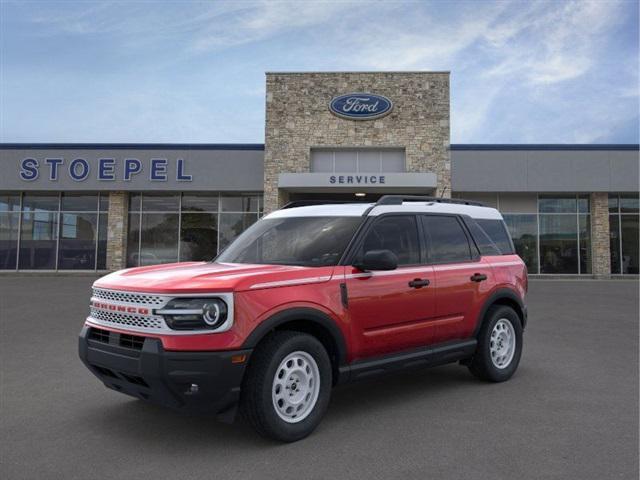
[
  {"x1": 470, "y1": 273, "x2": 487, "y2": 282},
  {"x1": 408, "y1": 278, "x2": 430, "y2": 288}
]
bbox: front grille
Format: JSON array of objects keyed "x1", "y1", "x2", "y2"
[
  {"x1": 90, "y1": 307, "x2": 164, "y2": 330},
  {"x1": 120, "y1": 333, "x2": 145, "y2": 350},
  {"x1": 88, "y1": 327, "x2": 110, "y2": 343},
  {"x1": 91, "y1": 288, "x2": 166, "y2": 307}
]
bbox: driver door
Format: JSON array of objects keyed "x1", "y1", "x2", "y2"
[{"x1": 345, "y1": 215, "x2": 436, "y2": 359}]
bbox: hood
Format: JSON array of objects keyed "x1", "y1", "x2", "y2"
[{"x1": 93, "y1": 262, "x2": 336, "y2": 294}]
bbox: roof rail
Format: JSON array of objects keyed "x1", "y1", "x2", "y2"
[
  {"x1": 281, "y1": 200, "x2": 365, "y2": 209},
  {"x1": 375, "y1": 195, "x2": 485, "y2": 207}
]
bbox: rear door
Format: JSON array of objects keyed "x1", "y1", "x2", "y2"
[
  {"x1": 421, "y1": 215, "x2": 494, "y2": 343},
  {"x1": 345, "y1": 214, "x2": 436, "y2": 359}
]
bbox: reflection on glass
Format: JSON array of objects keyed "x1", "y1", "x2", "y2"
[
  {"x1": 142, "y1": 194, "x2": 179, "y2": 212},
  {"x1": 608, "y1": 194, "x2": 619, "y2": 213},
  {"x1": 621, "y1": 215, "x2": 639, "y2": 274},
  {"x1": 0, "y1": 212, "x2": 19, "y2": 269},
  {"x1": 539, "y1": 196, "x2": 577, "y2": 213},
  {"x1": 181, "y1": 193, "x2": 219, "y2": 212},
  {"x1": 126, "y1": 213, "x2": 140, "y2": 267},
  {"x1": 620, "y1": 195, "x2": 639, "y2": 214},
  {"x1": 57, "y1": 212, "x2": 97, "y2": 269},
  {"x1": 503, "y1": 214, "x2": 538, "y2": 273},
  {"x1": 61, "y1": 193, "x2": 98, "y2": 211},
  {"x1": 539, "y1": 215, "x2": 578, "y2": 274},
  {"x1": 219, "y1": 213, "x2": 258, "y2": 251},
  {"x1": 579, "y1": 215, "x2": 591, "y2": 274},
  {"x1": 139, "y1": 213, "x2": 179, "y2": 265},
  {"x1": 0, "y1": 193, "x2": 20, "y2": 212},
  {"x1": 609, "y1": 215, "x2": 621, "y2": 274},
  {"x1": 180, "y1": 213, "x2": 218, "y2": 261},
  {"x1": 97, "y1": 213, "x2": 108, "y2": 269},
  {"x1": 19, "y1": 211, "x2": 58, "y2": 269},
  {"x1": 220, "y1": 195, "x2": 260, "y2": 213},
  {"x1": 578, "y1": 195, "x2": 590, "y2": 214},
  {"x1": 22, "y1": 193, "x2": 59, "y2": 212}
]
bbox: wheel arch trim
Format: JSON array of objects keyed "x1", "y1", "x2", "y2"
[
  {"x1": 474, "y1": 288, "x2": 527, "y2": 336},
  {"x1": 242, "y1": 307, "x2": 349, "y2": 368}
]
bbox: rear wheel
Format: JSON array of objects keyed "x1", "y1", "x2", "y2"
[
  {"x1": 468, "y1": 305, "x2": 523, "y2": 382},
  {"x1": 241, "y1": 331, "x2": 332, "y2": 442}
]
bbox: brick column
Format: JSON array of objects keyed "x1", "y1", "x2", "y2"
[
  {"x1": 590, "y1": 192, "x2": 611, "y2": 278},
  {"x1": 106, "y1": 191, "x2": 129, "y2": 271}
]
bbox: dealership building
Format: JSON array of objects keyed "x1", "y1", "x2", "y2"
[{"x1": 0, "y1": 72, "x2": 638, "y2": 276}]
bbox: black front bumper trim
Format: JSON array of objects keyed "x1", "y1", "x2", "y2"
[{"x1": 78, "y1": 326, "x2": 251, "y2": 421}]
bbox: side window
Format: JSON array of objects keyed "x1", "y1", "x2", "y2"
[
  {"x1": 465, "y1": 219, "x2": 502, "y2": 256},
  {"x1": 358, "y1": 215, "x2": 420, "y2": 266},
  {"x1": 476, "y1": 219, "x2": 515, "y2": 254},
  {"x1": 422, "y1": 215, "x2": 472, "y2": 263}
]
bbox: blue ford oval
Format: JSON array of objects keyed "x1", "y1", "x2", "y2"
[{"x1": 329, "y1": 93, "x2": 393, "y2": 120}]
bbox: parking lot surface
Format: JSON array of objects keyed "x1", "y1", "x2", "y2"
[{"x1": 1, "y1": 276, "x2": 638, "y2": 480}]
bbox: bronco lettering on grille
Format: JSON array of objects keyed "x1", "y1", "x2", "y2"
[{"x1": 90, "y1": 300, "x2": 150, "y2": 315}]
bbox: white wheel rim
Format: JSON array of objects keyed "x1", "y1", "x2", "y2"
[
  {"x1": 272, "y1": 351, "x2": 320, "y2": 423},
  {"x1": 490, "y1": 319, "x2": 516, "y2": 369}
]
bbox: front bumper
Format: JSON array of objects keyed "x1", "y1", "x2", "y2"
[{"x1": 78, "y1": 325, "x2": 251, "y2": 421}]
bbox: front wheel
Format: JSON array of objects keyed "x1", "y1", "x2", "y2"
[
  {"x1": 468, "y1": 305, "x2": 523, "y2": 382},
  {"x1": 241, "y1": 331, "x2": 332, "y2": 442}
]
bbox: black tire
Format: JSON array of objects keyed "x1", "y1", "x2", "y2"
[
  {"x1": 468, "y1": 305, "x2": 523, "y2": 382},
  {"x1": 241, "y1": 331, "x2": 332, "y2": 442}
]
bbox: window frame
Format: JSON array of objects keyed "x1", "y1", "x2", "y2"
[
  {"x1": 420, "y1": 213, "x2": 480, "y2": 266},
  {"x1": 342, "y1": 213, "x2": 425, "y2": 267}
]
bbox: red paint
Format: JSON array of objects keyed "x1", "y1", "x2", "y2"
[{"x1": 87, "y1": 256, "x2": 526, "y2": 357}]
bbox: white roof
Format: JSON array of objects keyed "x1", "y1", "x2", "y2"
[{"x1": 266, "y1": 201, "x2": 503, "y2": 220}]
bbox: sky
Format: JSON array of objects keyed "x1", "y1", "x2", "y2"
[{"x1": 0, "y1": 0, "x2": 638, "y2": 144}]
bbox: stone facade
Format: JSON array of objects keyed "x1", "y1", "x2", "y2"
[
  {"x1": 264, "y1": 72, "x2": 450, "y2": 213},
  {"x1": 590, "y1": 192, "x2": 611, "y2": 277},
  {"x1": 106, "y1": 191, "x2": 129, "y2": 271}
]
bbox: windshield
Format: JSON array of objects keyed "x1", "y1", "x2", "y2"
[{"x1": 216, "y1": 216, "x2": 363, "y2": 267}]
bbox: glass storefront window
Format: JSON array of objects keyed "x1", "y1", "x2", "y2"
[
  {"x1": 0, "y1": 212, "x2": 19, "y2": 269},
  {"x1": 579, "y1": 215, "x2": 591, "y2": 274},
  {"x1": 182, "y1": 193, "x2": 219, "y2": 212},
  {"x1": 139, "y1": 213, "x2": 179, "y2": 265},
  {"x1": 620, "y1": 194, "x2": 639, "y2": 214},
  {"x1": 620, "y1": 216, "x2": 639, "y2": 274},
  {"x1": 610, "y1": 194, "x2": 639, "y2": 274},
  {"x1": 220, "y1": 194, "x2": 260, "y2": 213},
  {"x1": 0, "y1": 192, "x2": 109, "y2": 270},
  {"x1": 539, "y1": 196, "x2": 577, "y2": 213},
  {"x1": 537, "y1": 195, "x2": 591, "y2": 274},
  {"x1": 0, "y1": 192, "x2": 20, "y2": 212},
  {"x1": 19, "y1": 211, "x2": 58, "y2": 269},
  {"x1": 503, "y1": 214, "x2": 538, "y2": 273},
  {"x1": 58, "y1": 212, "x2": 98, "y2": 269},
  {"x1": 127, "y1": 192, "x2": 261, "y2": 267},
  {"x1": 61, "y1": 193, "x2": 99, "y2": 211},
  {"x1": 180, "y1": 213, "x2": 218, "y2": 262},
  {"x1": 539, "y1": 214, "x2": 578, "y2": 274},
  {"x1": 142, "y1": 193, "x2": 180, "y2": 212}
]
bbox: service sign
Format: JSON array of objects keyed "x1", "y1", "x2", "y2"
[{"x1": 329, "y1": 93, "x2": 393, "y2": 120}]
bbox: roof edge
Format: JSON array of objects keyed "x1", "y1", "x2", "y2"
[
  {"x1": 450, "y1": 144, "x2": 639, "y2": 151},
  {"x1": 0, "y1": 143, "x2": 265, "y2": 151}
]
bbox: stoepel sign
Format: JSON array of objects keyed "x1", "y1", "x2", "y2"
[
  {"x1": 19, "y1": 157, "x2": 192, "y2": 182},
  {"x1": 329, "y1": 93, "x2": 393, "y2": 120}
]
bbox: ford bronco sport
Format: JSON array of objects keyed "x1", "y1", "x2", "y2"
[{"x1": 79, "y1": 195, "x2": 527, "y2": 442}]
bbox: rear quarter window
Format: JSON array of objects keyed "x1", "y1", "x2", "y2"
[{"x1": 475, "y1": 219, "x2": 515, "y2": 255}]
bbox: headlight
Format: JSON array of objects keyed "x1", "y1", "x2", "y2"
[{"x1": 157, "y1": 297, "x2": 228, "y2": 331}]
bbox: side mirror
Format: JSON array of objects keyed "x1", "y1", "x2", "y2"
[{"x1": 355, "y1": 249, "x2": 398, "y2": 271}]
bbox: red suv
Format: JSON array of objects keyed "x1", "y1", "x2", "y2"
[{"x1": 79, "y1": 195, "x2": 527, "y2": 442}]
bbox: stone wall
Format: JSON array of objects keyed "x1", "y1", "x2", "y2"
[
  {"x1": 590, "y1": 192, "x2": 611, "y2": 277},
  {"x1": 264, "y1": 72, "x2": 450, "y2": 212},
  {"x1": 106, "y1": 191, "x2": 128, "y2": 271}
]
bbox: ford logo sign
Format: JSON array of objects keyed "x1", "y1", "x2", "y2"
[{"x1": 329, "y1": 93, "x2": 393, "y2": 120}]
